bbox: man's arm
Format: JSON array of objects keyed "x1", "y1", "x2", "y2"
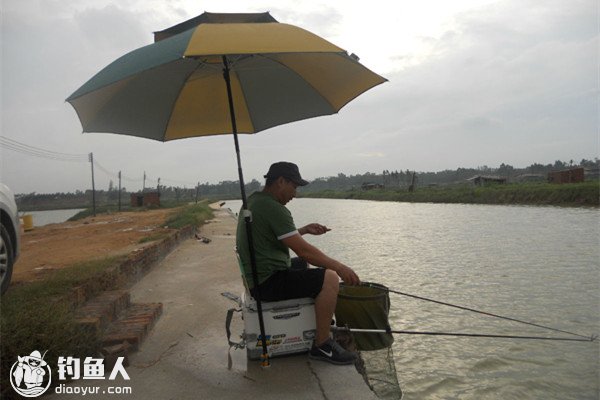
[
  {"x1": 298, "y1": 223, "x2": 331, "y2": 236},
  {"x1": 281, "y1": 234, "x2": 360, "y2": 285}
]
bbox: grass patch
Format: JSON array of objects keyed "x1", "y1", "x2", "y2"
[
  {"x1": 165, "y1": 201, "x2": 213, "y2": 229},
  {"x1": 1, "y1": 256, "x2": 125, "y2": 399}
]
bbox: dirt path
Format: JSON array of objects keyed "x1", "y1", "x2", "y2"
[{"x1": 14, "y1": 209, "x2": 177, "y2": 283}]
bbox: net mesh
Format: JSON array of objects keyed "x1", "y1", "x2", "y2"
[
  {"x1": 334, "y1": 282, "x2": 403, "y2": 399},
  {"x1": 356, "y1": 346, "x2": 402, "y2": 399}
]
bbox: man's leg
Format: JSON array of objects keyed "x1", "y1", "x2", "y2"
[
  {"x1": 310, "y1": 270, "x2": 357, "y2": 365},
  {"x1": 314, "y1": 269, "x2": 339, "y2": 345}
]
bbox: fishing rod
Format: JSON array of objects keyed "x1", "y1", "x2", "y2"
[
  {"x1": 370, "y1": 284, "x2": 593, "y2": 341},
  {"x1": 332, "y1": 326, "x2": 597, "y2": 342}
]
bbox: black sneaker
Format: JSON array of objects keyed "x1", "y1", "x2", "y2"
[{"x1": 309, "y1": 338, "x2": 357, "y2": 365}]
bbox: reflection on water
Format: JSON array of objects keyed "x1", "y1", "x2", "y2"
[{"x1": 227, "y1": 198, "x2": 600, "y2": 399}]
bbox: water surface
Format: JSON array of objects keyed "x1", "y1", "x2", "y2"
[
  {"x1": 23, "y1": 209, "x2": 84, "y2": 227},
  {"x1": 228, "y1": 198, "x2": 599, "y2": 399}
]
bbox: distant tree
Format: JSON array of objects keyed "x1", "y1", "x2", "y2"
[
  {"x1": 498, "y1": 163, "x2": 514, "y2": 178},
  {"x1": 579, "y1": 158, "x2": 599, "y2": 168},
  {"x1": 553, "y1": 160, "x2": 566, "y2": 169},
  {"x1": 245, "y1": 179, "x2": 261, "y2": 193},
  {"x1": 526, "y1": 163, "x2": 546, "y2": 174}
]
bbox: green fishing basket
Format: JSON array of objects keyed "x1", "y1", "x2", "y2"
[{"x1": 335, "y1": 282, "x2": 394, "y2": 351}]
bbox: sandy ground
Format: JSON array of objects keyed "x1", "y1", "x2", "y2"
[{"x1": 13, "y1": 208, "x2": 176, "y2": 283}]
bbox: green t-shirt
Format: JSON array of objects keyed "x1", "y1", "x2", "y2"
[{"x1": 236, "y1": 191, "x2": 298, "y2": 288}]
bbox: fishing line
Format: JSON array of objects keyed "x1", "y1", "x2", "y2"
[
  {"x1": 369, "y1": 284, "x2": 593, "y2": 340},
  {"x1": 332, "y1": 327, "x2": 596, "y2": 342}
]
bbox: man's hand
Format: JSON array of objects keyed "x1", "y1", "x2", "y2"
[
  {"x1": 336, "y1": 264, "x2": 360, "y2": 286},
  {"x1": 299, "y1": 223, "x2": 331, "y2": 236},
  {"x1": 282, "y1": 234, "x2": 360, "y2": 285}
]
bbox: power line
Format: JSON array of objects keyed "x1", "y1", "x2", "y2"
[
  {"x1": 93, "y1": 160, "x2": 140, "y2": 183},
  {"x1": 1, "y1": 136, "x2": 201, "y2": 189},
  {"x1": 156, "y1": 177, "x2": 198, "y2": 187},
  {"x1": 93, "y1": 160, "x2": 198, "y2": 188},
  {"x1": 0, "y1": 136, "x2": 88, "y2": 162},
  {"x1": 1, "y1": 141, "x2": 88, "y2": 162}
]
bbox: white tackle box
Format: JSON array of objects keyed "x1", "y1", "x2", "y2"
[{"x1": 242, "y1": 291, "x2": 316, "y2": 360}]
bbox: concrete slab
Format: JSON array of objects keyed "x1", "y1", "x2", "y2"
[{"x1": 48, "y1": 208, "x2": 377, "y2": 399}]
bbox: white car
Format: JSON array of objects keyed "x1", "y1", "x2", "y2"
[{"x1": 0, "y1": 183, "x2": 20, "y2": 295}]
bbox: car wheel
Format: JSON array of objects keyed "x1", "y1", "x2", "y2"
[{"x1": 0, "y1": 224, "x2": 14, "y2": 295}]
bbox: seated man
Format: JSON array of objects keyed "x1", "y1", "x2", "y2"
[{"x1": 236, "y1": 161, "x2": 361, "y2": 365}]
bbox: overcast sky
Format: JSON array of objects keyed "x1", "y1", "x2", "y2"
[{"x1": 1, "y1": 0, "x2": 597, "y2": 194}]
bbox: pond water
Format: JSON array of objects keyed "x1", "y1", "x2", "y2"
[
  {"x1": 22, "y1": 209, "x2": 84, "y2": 227},
  {"x1": 226, "y1": 198, "x2": 599, "y2": 399}
]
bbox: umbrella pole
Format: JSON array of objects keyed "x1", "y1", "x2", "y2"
[{"x1": 222, "y1": 56, "x2": 270, "y2": 367}]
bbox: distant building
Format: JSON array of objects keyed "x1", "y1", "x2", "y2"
[
  {"x1": 515, "y1": 174, "x2": 545, "y2": 183},
  {"x1": 467, "y1": 175, "x2": 507, "y2": 186},
  {"x1": 547, "y1": 168, "x2": 584, "y2": 184},
  {"x1": 584, "y1": 167, "x2": 600, "y2": 181},
  {"x1": 130, "y1": 191, "x2": 160, "y2": 207}
]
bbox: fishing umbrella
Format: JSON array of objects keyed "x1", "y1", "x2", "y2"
[{"x1": 66, "y1": 11, "x2": 386, "y2": 365}]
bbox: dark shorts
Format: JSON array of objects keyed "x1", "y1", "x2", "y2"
[{"x1": 250, "y1": 259, "x2": 326, "y2": 302}]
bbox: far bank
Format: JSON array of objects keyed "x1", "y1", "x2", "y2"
[{"x1": 300, "y1": 181, "x2": 599, "y2": 207}]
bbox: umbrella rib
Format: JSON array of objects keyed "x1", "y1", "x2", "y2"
[
  {"x1": 160, "y1": 60, "x2": 204, "y2": 141},
  {"x1": 331, "y1": 53, "x2": 388, "y2": 112}
]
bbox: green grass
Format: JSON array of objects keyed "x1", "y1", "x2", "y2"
[
  {"x1": 303, "y1": 181, "x2": 599, "y2": 207},
  {"x1": 0, "y1": 256, "x2": 125, "y2": 400},
  {"x1": 165, "y1": 201, "x2": 213, "y2": 229}
]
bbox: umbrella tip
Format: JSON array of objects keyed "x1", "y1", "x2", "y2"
[{"x1": 350, "y1": 53, "x2": 360, "y2": 61}]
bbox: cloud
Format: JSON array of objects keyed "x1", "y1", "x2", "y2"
[
  {"x1": 74, "y1": 4, "x2": 149, "y2": 53},
  {"x1": 1, "y1": 0, "x2": 596, "y2": 193},
  {"x1": 358, "y1": 152, "x2": 386, "y2": 158},
  {"x1": 261, "y1": 5, "x2": 343, "y2": 42},
  {"x1": 357, "y1": 0, "x2": 596, "y2": 161}
]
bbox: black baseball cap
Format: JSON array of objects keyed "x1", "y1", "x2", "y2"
[{"x1": 264, "y1": 162, "x2": 309, "y2": 186}]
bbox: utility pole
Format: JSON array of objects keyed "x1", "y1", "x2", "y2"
[
  {"x1": 157, "y1": 178, "x2": 161, "y2": 197},
  {"x1": 89, "y1": 152, "x2": 96, "y2": 216},
  {"x1": 195, "y1": 182, "x2": 200, "y2": 203},
  {"x1": 118, "y1": 171, "x2": 122, "y2": 212},
  {"x1": 143, "y1": 171, "x2": 146, "y2": 192},
  {"x1": 408, "y1": 171, "x2": 417, "y2": 192}
]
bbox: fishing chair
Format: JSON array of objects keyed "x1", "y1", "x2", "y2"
[{"x1": 232, "y1": 248, "x2": 317, "y2": 360}]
